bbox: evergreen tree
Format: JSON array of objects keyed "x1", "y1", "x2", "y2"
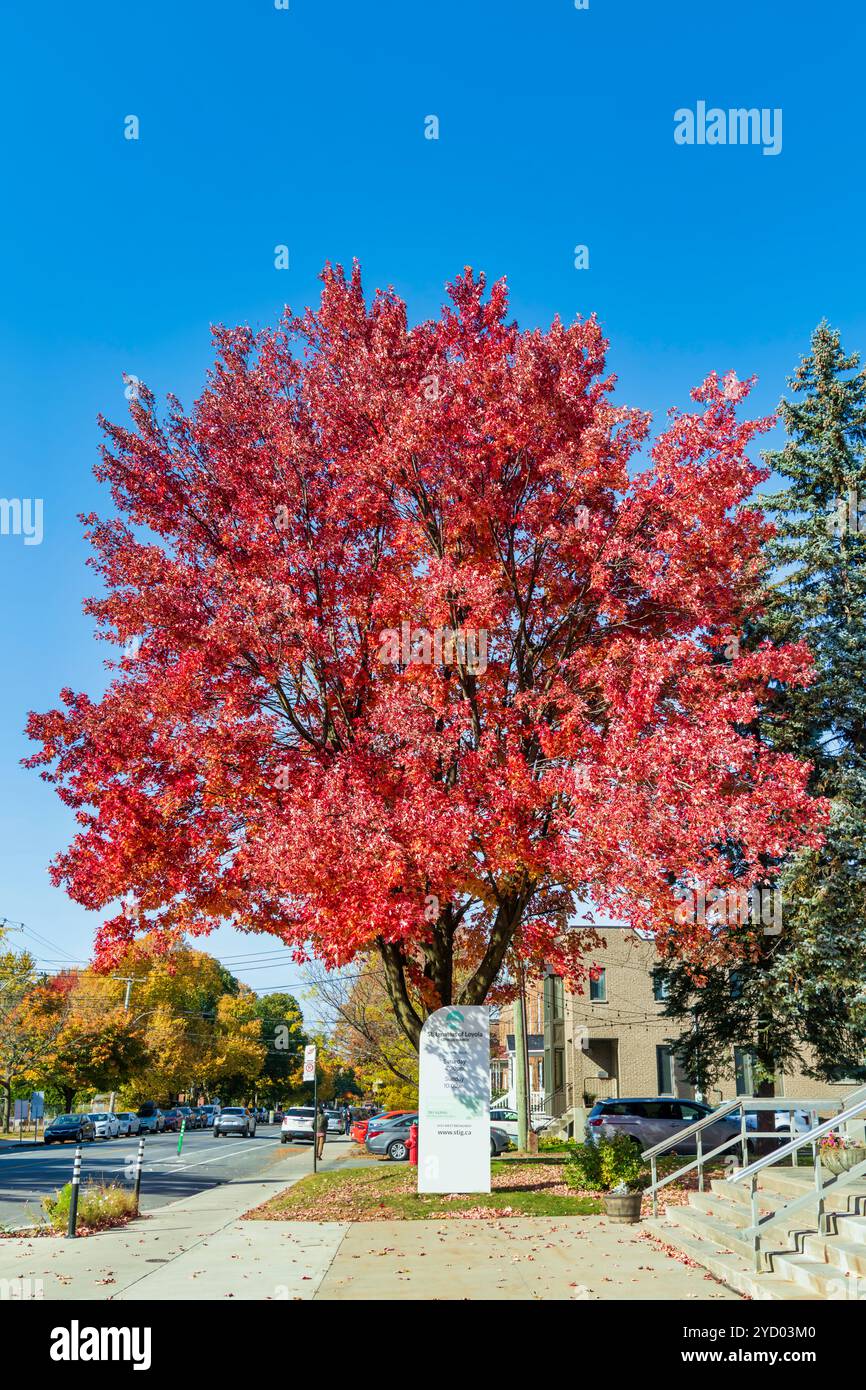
[{"x1": 660, "y1": 324, "x2": 866, "y2": 1091}]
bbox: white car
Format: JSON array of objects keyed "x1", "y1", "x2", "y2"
[
  {"x1": 490, "y1": 1107, "x2": 520, "y2": 1140},
  {"x1": 281, "y1": 1106, "x2": 316, "y2": 1144},
  {"x1": 89, "y1": 1112, "x2": 120, "y2": 1139},
  {"x1": 490, "y1": 1107, "x2": 553, "y2": 1139},
  {"x1": 116, "y1": 1112, "x2": 140, "y2": 1137}
]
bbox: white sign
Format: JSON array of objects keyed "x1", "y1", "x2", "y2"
[
  {"x1": 302, "y1": 1043, "x2": 317, "y2": 1082},
  {"x1": 418, "y1": 1005, "x2": 490, "y2": 1194}
]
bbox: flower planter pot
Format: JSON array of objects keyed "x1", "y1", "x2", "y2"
[
  {"x1": 822, "y1": 1145, "x2": 866, "y2": 1175},
  {"x1": 603, "y1": 1191, "x2": 643, "y2": 1223}
]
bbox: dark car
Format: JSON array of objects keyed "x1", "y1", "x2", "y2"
[
  {"x1": 178, "y1": 1106, "x2": 198, "y2": 1130},
  {"x1": 587, "y1": 1097, "x2": 741, "y2": 1155},
  {"x1": 44, "y1": 1114, "x2": 96, "y2": 1145},
  {"x1": 162, "y1": 1108, "x2": 184, "y2": 1132}
]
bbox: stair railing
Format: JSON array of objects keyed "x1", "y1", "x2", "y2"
[
  {"x1": 642, "y1": 1091, "x2": 866, "y2": 1220},
  {"x1": 727, "y1": 1088, "x2": 866, "y2": 1273}
]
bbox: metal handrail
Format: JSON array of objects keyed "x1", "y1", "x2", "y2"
[
  {"x1": 725, "y1": 1088, "x2": 866, "y2": 1272},
  {"x1": 729, "y1": 1092, "x2": 866, "y2": 1184},
  {"x1": 642, "y1": 1093, "x2": 863, "y2": 1218}
]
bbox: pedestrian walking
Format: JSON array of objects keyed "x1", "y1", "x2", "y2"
[
  {"x1": 315, "y1": 1104, "x2": 327, "y2": 1160},
  {"x1": 344, "y1": 1104, "x2": 352, "y2": 1135}
]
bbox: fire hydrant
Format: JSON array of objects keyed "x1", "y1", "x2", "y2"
[{"x1": 408, "y1": 1121, "x2": 418, "y2": 1166}]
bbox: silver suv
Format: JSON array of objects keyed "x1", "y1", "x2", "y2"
[
  {"x1": 213, "y1": 1106, "x2": 256, "y2": 1138},
  {"x1": 587, "y1": 1097, "x2": 740, "y2": 1154}
]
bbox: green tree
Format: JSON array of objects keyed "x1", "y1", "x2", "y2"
[
  {"x1": 659, "y1": 324, "x2": 866, "y2": 1091},
  {"x1": 253, "y1": 992, "x2": 307, "y2": 1104}
]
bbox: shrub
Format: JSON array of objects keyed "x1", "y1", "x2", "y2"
[
  {"x1": 41, "y1": 1180, "x2": 138, "y2": 1232},
  {"x1": 564, "y1": 1133, "x2": 645, "y2": 1193},
  {"x1": 538, "y1": 1135, "x2": 579, "y2": 1154}
]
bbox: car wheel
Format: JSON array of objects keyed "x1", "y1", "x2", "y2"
[{"x1": 387, "y1": 1140, "x2": 409, "y2": 1161}]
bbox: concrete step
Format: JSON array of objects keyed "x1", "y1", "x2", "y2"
[
  {"x1": 673, "y1": 1205, "x2": 781, "y2": 1266},
  {"x1": 768, "y1": 1249, "x2": 861, "y2": 1298},
  {"x1": 644, "y1": 1220, "x2": 818, "y2": 1301},
  {"x1": 835, "y1": 1214, "x2": 866, "y2": 1246},
  {"x1": 691, "y1": 1190, "x2": 778, "y2": 1228},
  {"x1": 756, "y1": 1166, "x2": 866, "y2": 1214},
  {"x1": 802, "y1": 1231, "x2": 866, "y2": 1278}
]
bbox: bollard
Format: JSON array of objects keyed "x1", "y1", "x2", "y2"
[
  {"x1": 133, "y1": 1134, "x2": 145, "y2": 1212},
  {"x1": 66, "y1": 1144, "x2": 82, "y2": 1238},
  {"x1": 409, "y1": 1121, "x2": 418, "y2": 1167}
]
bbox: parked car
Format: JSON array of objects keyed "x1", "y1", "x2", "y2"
[
  {"x1": 199, "y1": 1104, "x2": 219, "y2": 1128},
  {"x1": 323, "y1": 1108, "x2": 344, "y2": 1134},
  {"x1": 363, "y1": 1114, "x2": 506, "y2": 1161},
  {"x1": 44, "y1": 1113, "x2": 96, "y2": 1145},
  {"x1": 358, "y1": 1110, "x2": 414, "y2": 1145},
  {"x1": 162, "y1": 1108, "x2": 184, "y2": 1133},
  {"x1": 116, "y1": 1112, "x2": 140, "y2": 1137},
  {"x1": 365, "y1": 1113, "x2": 419, "y2": 1160},
  {"x1": 194, "y1": 1106, "x2": 211, "y2": 1127},
  {"x1": 490, "y1": 1107, "x2": 520, "y2": 1140},
  {"x1": 280, "y1": 1106, "x2": 316, "y2": 1143},
  {"x1": 214, "y1": 1106, "x2": 256, "y2": 1138},
  {"x1": 136, "y1": 1104, "x2": 166, "y2": 1134},
  {"x1": 587, "y1": 1097, "x2": 741, "y2": 1155},
  {"x1": 178, "y1": 1106, "x2": 198, "y2": 1130},
  {"x1": 88, "y1": 1112, "x2": 120, "y2": 1140},
  {"x1": 490, "y1": 1125, "x2": 511, "y2": 1156}
]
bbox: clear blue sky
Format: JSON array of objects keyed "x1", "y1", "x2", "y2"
[{"x1": 1, "y1": 0, "x2": 863, "y2": 998}]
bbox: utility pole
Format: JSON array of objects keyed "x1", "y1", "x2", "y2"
[
  {"x1": 514, "y1": 968, "x2": 530, "y2": 1152},
  {"x1": 108, "y1": 976, "x2": 141, "y2": 1114}
]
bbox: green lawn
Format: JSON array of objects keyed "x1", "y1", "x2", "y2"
[{"x1": 245, "y1": 1161, "x2": 604, "y2": 1222}]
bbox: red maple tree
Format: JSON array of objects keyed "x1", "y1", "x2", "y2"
[{"x1": 26, "y1": 265, "x2": 824, "y2": 1047}]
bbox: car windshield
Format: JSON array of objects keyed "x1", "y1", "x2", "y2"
[
  {"x1": 221, "y1": 1108, "x2": 245, "y2": 1115},
  {"x1": 91, "y1": 1114, "x2": 109, "y2": 1121},
  {"x1": 54, "y1": 1115, "x2": 76, "y2": 1123}
]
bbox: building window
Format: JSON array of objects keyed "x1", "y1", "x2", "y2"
[
  {"x1": 657, "y1": 1045, "x2": 674, "y2": 1094},
  {"x1": 734, "y1": 1047, "x2": 757, "y2": 1096},
  {"x1": 554, "y1": 1048, "x2": 564, "y2": 1090},
  {"x1": 652, "y1": 969, "x2": 669, "y2": 1002},
  {"x1": 590, "y1": 968, "x2": 607, "y2": 1003},
  {"x1": 544, "y1": 973, "x2": 564, "y2": 1020}
]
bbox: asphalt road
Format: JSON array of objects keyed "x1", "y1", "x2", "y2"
[{"x1": 0, "y1": 1125, "x2": 354, "y2": 1229}]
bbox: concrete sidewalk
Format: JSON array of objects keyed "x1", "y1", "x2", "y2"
[{"x1": 0, "y1": 1187, "x2": 740, "y2": 1301}]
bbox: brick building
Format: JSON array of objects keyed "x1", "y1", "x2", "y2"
[{"x1": 542, "y1": 927, "x2": 860, "y2": 1123}]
